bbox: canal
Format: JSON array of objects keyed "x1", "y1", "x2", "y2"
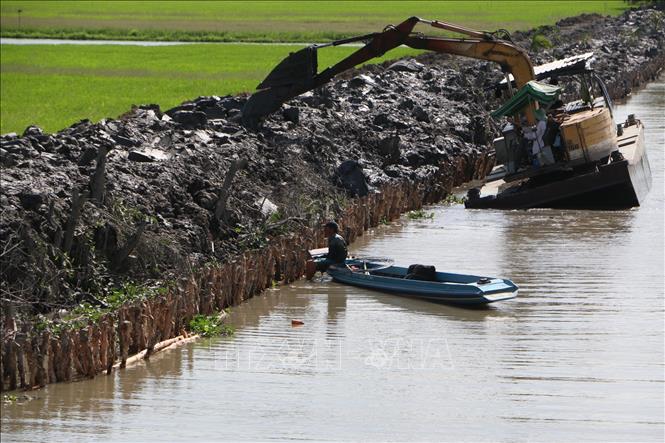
[{"x1": 2, "y1": 77, "x2": 663, "y2": 442}]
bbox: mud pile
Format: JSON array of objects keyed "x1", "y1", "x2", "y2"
[
  {"x1": 1, "y1": 7, "x2": 663, "y2": 319},
  {"x1": 511, "y1": 7, "x2": 665, "y2": 98}
]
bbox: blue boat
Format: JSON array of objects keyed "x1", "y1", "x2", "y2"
[{"x1": 325, "y1": 258, "x2": 518, "y2": 306}]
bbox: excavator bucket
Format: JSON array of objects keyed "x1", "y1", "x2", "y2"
[
  {"x1": 242, "y1": 46, "x2": 319, "y2": 128},
  {"x1": 241, "y1": 85, "x2": 295, "y2": 128},
  {"x1": 241, "y1": 17, "x2": 420, "y2": 128},
  {"x1": 258, "y1": 46, "x2": 318, "y2": 89}
]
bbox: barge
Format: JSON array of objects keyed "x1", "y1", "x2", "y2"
[
  {"x1": 465, "y1": 114, "x2": 652, "y2": 209},
  {"x1": 465, "y1": 54, "x2": 652, "y2": 210}
]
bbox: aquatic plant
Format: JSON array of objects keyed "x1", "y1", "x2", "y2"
[
  {"x1": 406, "y1": 209, "x2": 434, "y2": 220},
  {"x1": 188, "y1": 314, "x2": 235, "y2": 337},
  {"x1": 443, "y1": 194, "x2": 466, "y2": 205}
]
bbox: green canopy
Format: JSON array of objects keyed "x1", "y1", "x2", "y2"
[{"x1": 491, "y1": 80, "x2": 561, "y2": 119}]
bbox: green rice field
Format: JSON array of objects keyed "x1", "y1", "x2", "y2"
[
  {"x1": 0, "y1": 43, "x2": 419, "y2": 134},
  {"x1": 0, "y1": 1, "x2": 630, "y2": 134},
  {"x1": 1, "y1": 1, "x2": 627, "y2": 42}
]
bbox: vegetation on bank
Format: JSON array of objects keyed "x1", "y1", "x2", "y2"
[
  {"x1": 0, "y1": 1, "x2": 628, "y2": 43},
  {"x1": 33, "y1": 282, "x2": 170, "y2": 336},
  {"x1": 31, "y1": 280, "x2": 234, "y2": 339},
  {"x1": 0, "y1": 43, "x2": 419, "y2": 134},
  {"x1": 189, "y1": 314, "x2": 235, "y2": 337}
]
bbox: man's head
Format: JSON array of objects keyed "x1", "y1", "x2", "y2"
[{"x1": 323, "y1": 221, "x2": 339, "y2": 237}]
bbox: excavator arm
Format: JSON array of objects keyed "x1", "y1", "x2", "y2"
[
  {"x1": 403, "y1": 17, "x2": 535, "y2": 90},
  {"x1": 242, "y1": 17, "x2": 421, "y2": 127},
  {"x1": 242, "y1": 17, "x2": 536, "y2": 127}
]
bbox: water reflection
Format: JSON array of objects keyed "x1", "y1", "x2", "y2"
[{"x1": 359, "y1": 286, "x2": 509, "y2": 319}]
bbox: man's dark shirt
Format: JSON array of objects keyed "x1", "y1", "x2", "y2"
[{"x1": 326, "y1": 234, "x2": 348, "y2": 263}]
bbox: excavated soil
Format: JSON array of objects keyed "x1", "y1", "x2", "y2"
[{"x1": 1, "y1": 7, "x2": 663, "y2": 344}]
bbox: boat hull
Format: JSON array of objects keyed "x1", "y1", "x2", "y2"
[{"x1": 327, "y1": 264, "x2": 518, "y2": 306}]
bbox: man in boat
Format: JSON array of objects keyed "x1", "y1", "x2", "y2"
[{"x1": 305, "y1": 221, "x2": 348, "y2": 280}]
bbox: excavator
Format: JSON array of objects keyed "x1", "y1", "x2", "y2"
[
  {"x1": 243, "y1": 17, "x2": 651, "y2": 210},
  {"x1": 242, "y1": 16, "x2": 539, "y2": 126}
]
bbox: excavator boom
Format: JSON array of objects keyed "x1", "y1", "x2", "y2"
[{"x1": 242, "y1": 17, "x2": 536, "y2": 127}]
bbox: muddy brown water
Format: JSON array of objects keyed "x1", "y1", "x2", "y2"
[{"x1": 2, "y1": 77, "x2": 663, "y2": 442}]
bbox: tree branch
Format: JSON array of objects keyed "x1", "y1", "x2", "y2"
[{"x1": 214, "y1": 159, "x2": 248, "y2": 223}]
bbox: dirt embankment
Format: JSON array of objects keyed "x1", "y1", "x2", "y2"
[{"x1": 1, "y1": 7, "x2": 663, "y2": 391}]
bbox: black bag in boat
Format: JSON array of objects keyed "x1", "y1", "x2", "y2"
[{"x1": 405, "y1": 264, "x2": 437, "y2": 281}]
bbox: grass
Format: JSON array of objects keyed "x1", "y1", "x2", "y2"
[
  {"x1": 0, "y1": 43, "x2": 419, "y2": 134},
  {"x1": 1, "y1": 1, "x2": 628, "y2": 42}
]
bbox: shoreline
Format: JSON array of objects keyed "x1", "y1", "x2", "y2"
[
  {"x1": 0, "y1": 160, "x2": 492, "y2": 393},
  {"x1": 1, "y1": 6, "x2": 663, "y2": 392}
]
